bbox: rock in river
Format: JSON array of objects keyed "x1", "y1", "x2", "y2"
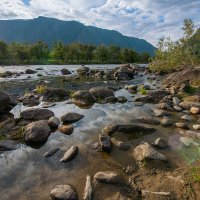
[
  {"x1": 44, "y1": 148, "x2": 59, "y2": 157},
  {"x1": 137, "y1": 117, "x2": 160, "y2": 125},
  {"x1": 48, "y1": 116, "x2": 60, "y2": 128},
  {"x1": 59, "y1": 125, "x2": 74, "y2": 135},
  {"x1": 21, "y1": 108, "x2": 54, "y2": 120},
  {"x1": 61, "y1": 112, "x2": 84, "y2": 124},
  {"x1": 50, "y1": 184, "x2": 78, "y2": 200},
  {"x1": 99, "y1": 134, "x2": 112, "y2": 152},
  {"x1": 133, "y1": 142, "x2": 167, "y2": 161},
  {"x1": 72, "y1": 90, "x2": 96, "y2": 107},
  {"x1": 89, "y1": 87, "x2": 114, "y2": 101},
  {"x1": 152, "y1": 109, "x2": 171, "y2": 117},
  {"x1": 94, "y1": 171, "x2": 122, "y2": 184},
  {"x1": 102, "y1": 124, "x2": 156, "y2": 136},
  {"x1": 0, "y1": 91, "x2": 11, "y2": 112},
  {"x1": 24, "y1": 120, "x2": 51, "y2": 145},
  {"x1": 60, "y1": 146, "x2": 79, "y2": 162},
  {"x1": 0, "y1": 140, "x2": 18, "y2": 151},
  {"x1": 153, "y1": 138, "x2": 168, "y2": 149}
]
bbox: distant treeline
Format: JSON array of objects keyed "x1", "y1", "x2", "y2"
[{"x1": 0, "y1": 41, "x2": 151, "y2": 65}]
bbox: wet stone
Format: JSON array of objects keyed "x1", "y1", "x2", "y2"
[
  {"x1": 50, "y1": 184, "x2": 78, "y2": 200},
  {"x1": 60, "y1": 146, "x2": 79, "y2": 162},
  {"x1": 94, "y1": 171, "x2": 122, "y2": 184},
  {"x1": 61, "y1": 113, "x2": 84, "y2": 124},
  {"x1": 99, "y1": 134, "x2": 112, "y2": 152}
]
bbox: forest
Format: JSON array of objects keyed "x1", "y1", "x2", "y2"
[{"x1": 0, "y1": 41, "x2": 151, "y2": 65}]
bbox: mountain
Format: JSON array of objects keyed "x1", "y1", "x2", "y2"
[{"x1": 0, "y1": 16, "x2": 155, "y2": 55}]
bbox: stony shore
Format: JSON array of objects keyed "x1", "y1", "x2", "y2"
[{"x1": 0, "y1": 64, "x2": 200, "y2": 200}]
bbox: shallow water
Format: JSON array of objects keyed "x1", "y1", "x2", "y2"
[{"x1": 0, "y1": 65, "x2": 196, "y2": 200}]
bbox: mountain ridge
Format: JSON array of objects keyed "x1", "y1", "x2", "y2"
[{"x1": 0, "y1": 16, "x2": 155, "y2": 55}]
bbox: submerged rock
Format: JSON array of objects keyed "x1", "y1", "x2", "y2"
[
  {"x1": 102, "y1": 124, "x2": 156, "y2": 136},
  {"x1": 61, "y1": 68, "x2": 71, "y2": 75},
  {"x1": 137, "y1": 117, "x2": 160, "y2": 125},
  {"x1": 99, "y1": 134, "x2": 112, "y2": 152},
  {"x1": 111, "y1": 138, "x2": 130, "y2": 151},
  {"x1": 94, "y1": 171, "x2": 122, "y2": 184},
  {"x1": 61, "y1": 113, "x2": 84, "y2": 124},
  {"x1": 24, "y1": 120, "x2": 51, "y2": 145},
  {"x1": 50, "y1": 184, "x2": 78, "y2": 200},
  {"x1": 44, "y1": 148, "x2": 59, "y2": 157},
  {"x1": 133, "y1": 142, "x2": 167, "y2": 161},
  {"x1": 60, "y1": 146, "x2": 79, "y2": 162},
  {"x1": 21, "y1": 108, "x2": 54, "y2": 120}
]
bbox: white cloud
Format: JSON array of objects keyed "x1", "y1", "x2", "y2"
[{"x1": 0, "y1": 0, "x2": 200, "y2": 45}]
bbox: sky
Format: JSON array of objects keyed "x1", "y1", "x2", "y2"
[{"x1": 0, "y1": 0, "x2": 200, "y2": 46}]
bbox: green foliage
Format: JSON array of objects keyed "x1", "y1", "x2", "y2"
[
  {"x1": 138, "y1": 86, "x2": 147, "y2": 95},
  {"x1": 150, "y1": 19, "x2": 200, "y2": 73},
  {"x1": 0, "y1": 41, "x2": 151, "y2": 65},
  {"x1": 35, "y1": 85, "x2": 47, "y2": 94}
]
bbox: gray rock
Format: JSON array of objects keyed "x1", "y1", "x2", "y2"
[
  {"x1": 99, "y1": 134, "x2": 112, "y2": 152},
  {"x1": 153, "y1": 138, "x2": 168, "y2": 149},
  {"x1": 61, "y1": 113, "x2": 84, "y2": 124},
  {"x1": 181, "y1": 115, "x2": 193, "y2": 121},
  {"x1": 152, "y1": 109, "x2": 171, "y2": 117},
  {"x1": 94, "y1": 171, "x2": 122, "y2": 184},
  {"x1": 0, "y1": 140, "x2": 18, "y2": 151},
  {"x1": 117, "y1": 96, "x2": 127, "y2": 103},
  {"x1": 24, "y1": 120, "x2": 51, "y2": 145},
  {"x1": 137, "y1": 117, "x2": 160, "y2": 125},
  {"x1": 89, "y1": 87, "x2": 114, "y2": 100},
  {"x1": 173, "y1": 97, "x2": 181, "y2": 106},
  {"x1": 21, "y1": 108, "x2": 54, "y2": 120},
  {"x1": 72, "y1": 90, "x2": 96, "y2": 107},
  {"x1": 60, "y1": 146, "x2": 79, "y2": 162},
  {"x1": 50, "y1": 185, "x2": 78, "y2": 200},
  {"x1": 173, "y1": 106, "x2": 182, "y2": 112},
  {"x1": 25, "y1": 69, "x2": 36, "y2": 74},
  {"x1": 133, "y1": 142, "x2": 167, "y2": 161},
  {"x1": 105, "y1": 96, "x2": 118, "y2": 104},
  {"x1": 102, "y1": 124, "x2": 156, "y2": 136},
  {"x1": 77, "y1": 66, "x2": 90, "y2": 76},
  {"x1": 44, "y1": 148, "x2": 59, "y2": 157},
  {"x1": 61, "y1": 68, "x2": 71, "y2": 75},
  {"x1": 48, "y1": 117, "x2": 60, "y2": 128},
  {"x1": 0, "y1": 91, "x2": 11, "y2": 112}
]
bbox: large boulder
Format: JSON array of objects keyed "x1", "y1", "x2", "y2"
[
  {"x1": 72, "y1": 90, "x2": 96, "y2": 107},
  {"x1": 24, "y1": 120, "x2": 51, "y2": 145},
  {"x1": 42, "y1": 88, "x2": 70, "y2": 102},
  {"x1": 89, "y1": 87, "x2": 114, "y2": 101},
  {"x1": 102, "y1": 124, "x2": 156, "y2": 136},
  {"x1": 133, "y1": 142, "x2": 167, "y2": 161},
  {"x1": 0, "y1": 91, "x2": 11, "y2": 112},
  {"x1": 20, "y1": 108, "x2": 54, "y2": 120},
  {"x1": 50, "y1": 185, "x2": 78, "y2": 200}
]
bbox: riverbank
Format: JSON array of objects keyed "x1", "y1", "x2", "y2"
[{"x1": 0, "y1": 64, "x2": 200, "y2": 200}]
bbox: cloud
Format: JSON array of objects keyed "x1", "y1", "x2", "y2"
[{"x1": 0, "y1": 0, "x2": 200, "y2": 45}]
